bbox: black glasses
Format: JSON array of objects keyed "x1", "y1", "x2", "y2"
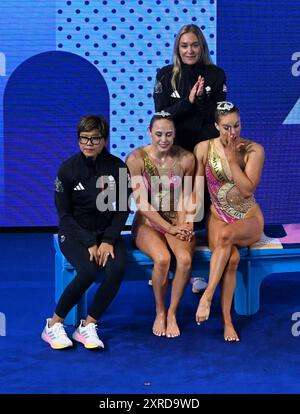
[{"x1": 79, "y1": 136, "x2": 102, "y2": 145}]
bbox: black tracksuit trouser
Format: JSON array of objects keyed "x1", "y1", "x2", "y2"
[{"x1": 55, "y1": 236, "x2": 126, "y2": 321}]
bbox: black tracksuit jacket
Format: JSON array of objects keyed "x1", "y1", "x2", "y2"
[
  {"x1": 153, "y1": 62, "x2": 227, "y2": 152},
  {"x1": 55, "y1": 148, "x2": 131, "y2": 248}
]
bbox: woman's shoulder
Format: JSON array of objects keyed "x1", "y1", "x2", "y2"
[
  {"x1": 126, "y1": 146, "x2": 148, "y2": 163},
  {"x1": 172, "y1": 145, "x2": 193, "y2": 159},
  {"x1": 241, "y1": 138, "x2": 264, "y2": 150},
  {"x1": 204, "y1": 64, "x2": 226, "y2": 77},
  {"x1": 156, "y1": 64, "x2": 174, "y2": 79},
  {"x1": 194, "y1": 140, "x2": 210, "y2": 156},
  {"x1": 171, "y1": 146, "x2": 196, "y2": 170},
  {"x1": 240, "y1": 139, "x2": 265, "y2": 157},
  {"x1": 58, "y1": 152, "x2": 82, "y2": 172},
  {"x1": 107, "y1": 151, "x2": 128, "y2": 169}
]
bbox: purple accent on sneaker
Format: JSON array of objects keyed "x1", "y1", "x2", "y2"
[{"x1": 73, "y1": 331, "x2": 87, "y2": 344}]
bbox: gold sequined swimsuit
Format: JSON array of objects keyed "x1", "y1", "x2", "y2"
[
  {"x1": 206, "y1": 140, "x2": 256, "y2": 223},
  {"x1": 134, "y1": 148, "x2": 184, "y2": 234}
]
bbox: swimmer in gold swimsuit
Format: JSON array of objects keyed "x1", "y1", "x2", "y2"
[
  {"x1": 126, "y1": 112, "x2": 196, "y2": 338},
  {"x1": 194, "y1": 102, "x2": 264, "y2": 341}
]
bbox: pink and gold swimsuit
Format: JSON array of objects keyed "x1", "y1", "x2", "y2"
[
  {"x1": 133, "y1": 147, "x2": 183, "y2": 234},
  {"x1": 206, "y1": 139, "x2": 256, "y2": 224}
]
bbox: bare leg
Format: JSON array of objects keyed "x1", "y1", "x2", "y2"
[
  {"x1": 220, "y1": 246, "x2": 240, "y2": 341},
  {"x1": 196, "y1": 211, "x2": 263, "y2": 324},
  {"x1": 152, "y1": 257, "x2": 170, "y2": 336},
  {"x1": 165, "y1": 234, "x2": 195, "y2": 338},
  {"x1": 196, "y1": 216, "x2": 231, "y2": 324},
  {"x1": 134, "y1": 223, "x2": 171, "y2": 337}
]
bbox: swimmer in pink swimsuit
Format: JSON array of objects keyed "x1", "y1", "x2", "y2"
[
  {"x1": 126, "y1": 112, "x2": 196, "y2": 338},
  {"x1": 194, "y1": 101, "x2": 265, "y2": 341}
]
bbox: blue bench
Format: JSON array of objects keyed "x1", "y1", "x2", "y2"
[
  {"x1": 53, "y1": 224, "x2": 300, "y2": 325},
  {"x1": 235, "y1": 225, "x2": 300, "y2": 315}
]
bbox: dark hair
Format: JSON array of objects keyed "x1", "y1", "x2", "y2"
[
  {"x1": 214, "y1": 102, "x2": 240, "y2": 123},
  {"x1": 77, "y1": 115, "x2": 109, "y2": 139},
  {"x1": 149, "y1": 111, "x2": 175, "y2": 130}
]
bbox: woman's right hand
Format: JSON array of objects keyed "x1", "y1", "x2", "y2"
[
  {"x1": 88, "y1": 244, "x2": 98, "y2": 264},
  {"x1": 168, "y1": 224, "x2": 194, "y2": 241},
  {"x1": 189, "y1": 76, "x2": 204, "y2": 104}
]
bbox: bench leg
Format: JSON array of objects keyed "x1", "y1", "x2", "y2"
[
  {"x1": 234, "y1": 254, "x2": 300, "y2": 316},
  {"x1": 235, "y1": 261, "x2": 266, "y2": 316}
]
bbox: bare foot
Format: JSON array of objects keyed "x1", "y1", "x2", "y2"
[
  {"x1": 152, "y1": 313, "x2": 167, "y2": 337},
  {"x1": 195, "y1": 296, "x2": 211, "y2": 324},
  {"x1": 224, "y1": 323, "x2": 240, "y2": 342},
  {"x1": 166, "y1": 314, "x2": 180, "y2": 338}
]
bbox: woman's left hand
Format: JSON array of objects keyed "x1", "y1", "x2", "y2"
[
  {"x1": 97, "y1": 242, "x2": 115, "y2": 267},
  {"x1": 175, "y1": 222, "x2": 194, "y2": 242},
  {"x1": 222, "y1": 132, "x2": 239, "y2": 163},
  {"x1": 195, "y1": 76, "x2": 204, "y2": 97},
  {"x1": 189, "y1": 76, "x2": 204, "y2": 103}
]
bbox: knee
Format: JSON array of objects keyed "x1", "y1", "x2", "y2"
[
  {"x1": 107, "y1": 258, "x2": 126, "y2": 280},
  {"x1": 76, "y1": 263, "x2": 98, "y2": 283},
  {"x1": 153, "y1": 253, "x2": 171, "y2": 270},
  {"x1": 218, "y1": 228, "x2": 233, "y2": 247},
  {"x1": 228, "y1": 249, "x2": 240, "y2": 270},
  {"x1": 175, "y1": 252, "x2": 192, "y2": 270}
]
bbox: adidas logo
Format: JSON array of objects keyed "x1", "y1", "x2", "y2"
[
  {"x1": 171, "y1": 90, "x2": 180, "y2": 98},
  {"x1": 74, "y1": 182, "x2": 85, "y2": 191}
]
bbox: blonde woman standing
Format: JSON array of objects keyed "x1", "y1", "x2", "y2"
[{"x1": 153, "y1": 24, "x2": 227, "y2": 153}]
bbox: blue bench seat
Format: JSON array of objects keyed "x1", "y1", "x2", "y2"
[
  {"x1": 235, "y1": 224, "x2": 300, "y2": 315},
  {"x1": 53, "y1": 224, "x2": 300, "y2": 325}
]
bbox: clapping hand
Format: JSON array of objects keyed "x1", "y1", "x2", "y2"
[{"x1": 189, "y1": 76, "x2": 204, "y2": 104}]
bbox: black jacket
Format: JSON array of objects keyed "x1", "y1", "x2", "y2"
[
  {"x1": 154, "y1": 62, "x2": 226, "y2": 152},
  {"x1": 55, "y1": 148, "x2": 131, "y2": 248}
]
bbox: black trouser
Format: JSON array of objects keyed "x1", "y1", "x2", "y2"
[{"x1": 55, "y1": 236, "x2": 127, "y2": 321}]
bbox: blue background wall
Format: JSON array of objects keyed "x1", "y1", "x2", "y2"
[
  {"x1": 0, "y1": 0, "x2": 299, "y2": 226},
  {"x1": 218, "y1": 0, "x2": 300, "y2": 224}
]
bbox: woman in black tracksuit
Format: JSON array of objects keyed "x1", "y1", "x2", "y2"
[
  {"x1": 153, "y1": 24, "x2": 227, "y2": 153},
  {"x1": 41, "y1": 115, "x2": 131, "y2": 350}
]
